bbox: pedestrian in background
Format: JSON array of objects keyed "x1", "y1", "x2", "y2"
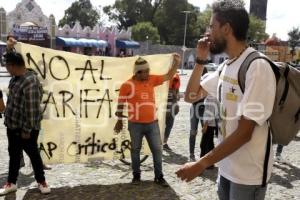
[
  {"x1": 189, "y1": 66, "x2": 207, "y2": 161},
  {"x1": 200, "y1": 94, "x2": 219, "y2": 166},
  {"x1": 163, "y1": 72, "x2": 180, "y2": 151}
]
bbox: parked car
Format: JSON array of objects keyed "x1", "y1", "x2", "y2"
[{"x1": 205, "y1": 63, "x2": 218, "y2": 72}]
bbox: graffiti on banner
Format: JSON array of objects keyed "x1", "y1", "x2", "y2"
[{"x1": 15, "y1": 42, "x2": 171, "y2": 164}]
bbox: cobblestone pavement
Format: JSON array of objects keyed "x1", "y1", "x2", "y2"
[{"x1": 0, "y1": 71, "x2": 299, "y2": 200}]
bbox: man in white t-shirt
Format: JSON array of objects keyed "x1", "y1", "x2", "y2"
[{"x1": 176, "y1": 0, "x2": 276, "y2": 199}]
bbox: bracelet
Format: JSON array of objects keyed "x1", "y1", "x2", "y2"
[
  {"x1": 115, "y1": 112, "x2": 127, "y2": 119},
  {"x1": 195, "y1": 57, "x2": 209, "y2": 65}
]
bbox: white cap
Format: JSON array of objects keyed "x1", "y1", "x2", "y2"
[{"x1": 133, "y1": 57, "x2": 149, "y2": 74}]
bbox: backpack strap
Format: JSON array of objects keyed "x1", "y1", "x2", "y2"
[
  {"x1": 217, "y1": 62, "x2": 226, "y2": 102},
  {"x1": 262, "y1": 127, "x2": 271, "y2": 187},
  {"x1": 238, "y1": 51, "x2": 281, "y2": 93},
  {"x1": 279, "y1": 66, "x2": 290, "y2": 106},
  {"x1": 295, "y1": 108, "x2": 300, "y2": 123},
  {"x1": 238, "y1": 51, "x2": 260, "y2": 93},
  {"x1": 238, "y1": 51, "x2": 292, "y2": 108}
]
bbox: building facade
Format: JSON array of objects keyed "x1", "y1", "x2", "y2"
[
  {"x1": 250, "y1": 0, "x2": 268, "y2": 21},
  {"x1": 0, "y1": 0, "x2": 139, "y2": 56}
]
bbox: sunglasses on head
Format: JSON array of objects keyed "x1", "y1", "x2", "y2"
[{"x1": 137, "y1": 69, "x2": 149, "y2": 74}]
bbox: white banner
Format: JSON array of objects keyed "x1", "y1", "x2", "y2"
[{"x1": 16, "y1": 42, "x2": 172, "y2": 164}]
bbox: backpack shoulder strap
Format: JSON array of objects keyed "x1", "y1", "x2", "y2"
[
  {"x1": 238, "y1": 51, "x2": 280, "y2": 93},
  {"x1": 217, "y1": 62, "x2": 226, "y2": 102},
  {"x1": 238, "y1": 51, "x2": 260, "y2": 93},
  {"x1": 217, "y1": 62, "x2": 226, "y2": 76}
]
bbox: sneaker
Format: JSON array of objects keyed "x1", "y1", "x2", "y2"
[
  {"x1": 275, "y1": 155, "x2": 288, "y2": 164},
  {"x1": 43, "y1": 164, "x2": 52, "y2": 170},
  {"x1": 0, "y1": 182, "x2": 17, "y2": 196},
  {"x1": 154, "y1": 177, "x2": 168, "y2": 187},
  {"x1": 131, "y1": 176, "x2": 141, "y2": 185},
  {"x1": 189, "y1": 155, "x2": 196, "y2": 162},
  {"x1": 163, "y1": 144, "x2": 172, "y2": 151},
  {"x1": 38, "y1": 181, "x2": 51, "y2": 194}
]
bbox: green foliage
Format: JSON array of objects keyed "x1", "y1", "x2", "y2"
[
  {"x1": 132, "y1": 22, "x2": 160, "y2": 43},
  {"x1": 248, "y1": 15, "x2": 269, "y2": 44},
  {"x1": 288, "y1": 27, "x2": 300, "y2": 60},
  {"x1": 104, "y1": 0, "x2": 202, "y2": 46},
  {"x1": 58, "y1": 0, "x2": 100, "y2": 28},
  {"x1": 153, "y1": 0, "x2": 200, "y2": 46},
  {"x1": 103, "y1": 0, "x2": 162, "y2": 30},
  {"x1": 196, "y1": 6, "x2": 212, "y2": 37}
]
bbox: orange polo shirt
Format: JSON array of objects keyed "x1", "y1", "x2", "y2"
[
  {"x1": 118, "y1": 75, "x2": 164, "y2": 123},
  {"x1": 169, "y1": 73, "x2": 180, "y2": 90}
]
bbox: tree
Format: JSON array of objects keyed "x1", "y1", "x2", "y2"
[
  {"x1": 104, "y1": 0, "x2": 199, "y2": 46},
  {"x1": 288, "y1": 27, "x2": 300, "y2": 61},
  {"x1": 153, "y1": 0, "x2": 199, "y2": 46},
  {"x1": 248, "y1": 15, "x2": 269, "y2": 44},
  {"x1": 103, "y1": 0, "x2": 163, "y2": 30},
  {"x1": 195, "y1": 6, "x2": 212, "y2": 39},
  {"x1": 132, "y1": 22, "x2": 160, "y2": 43},
  {"x1": 59, "y1": 0, "x2": 100, "y2": 28}
]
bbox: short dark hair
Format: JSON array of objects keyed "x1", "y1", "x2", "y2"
[
  {"x1": 212, "y1": 0, "x2": 249, "y2": 41},
  {"x1": 4, "y1": 52, "x2": 25, "y2": 67},
  {"x1": 6, "y1": 35, "x2": 15, "y2": 41}
]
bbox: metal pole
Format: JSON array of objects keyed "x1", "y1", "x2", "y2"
[
  {"x1": 180, "y1": 11, "x2": 191, "y2": 75},
  {"x1": 183, "y1": 11, "x2": 188, "y2": 50},
  {"x1": 146, "y1": 35, "x2": 149, "y2": 54}
]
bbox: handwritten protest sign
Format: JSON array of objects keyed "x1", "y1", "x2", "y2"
[{"x1": 15, "y1": 42, "x2": 172, "y2": 164}]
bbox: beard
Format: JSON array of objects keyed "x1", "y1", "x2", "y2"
[{"x1": 210, "y1": 37, "x2": 227, "y2": 54}]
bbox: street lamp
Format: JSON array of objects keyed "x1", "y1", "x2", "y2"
[
  {"x1": 180, "y1": 10, "x2": 192, "y2": 75},
  {"x1": 146, "y1": 35, "x2": 149, "y2": 54}
]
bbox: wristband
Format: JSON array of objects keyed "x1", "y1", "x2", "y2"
[
  {"x1": 115, "y1": 112, "x2": 127, "y2": 119},
  {"x1": 195, "y1": 57, "x2": 209, "y2": 65}
]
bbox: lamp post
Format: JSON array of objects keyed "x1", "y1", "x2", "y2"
[
  {"x1": 146, "y1": 35, "x2": 149, "y2": 54},
  {"x1": 180, "y1": 10, "x2": 192, "y2": 75}
]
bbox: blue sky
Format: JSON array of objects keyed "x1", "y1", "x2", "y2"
[{"x1": 1, "y1": 0, "x2": 300, "y2": 40}]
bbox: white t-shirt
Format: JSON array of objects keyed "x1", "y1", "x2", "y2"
[{"x1": 201, "y1": 47, "x2": 276, "y2": 185}]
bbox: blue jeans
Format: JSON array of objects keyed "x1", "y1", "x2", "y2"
[
  {"x1": 217, "y1": 175, "x2": 267, "y2": 200},
  {"x1": 128, "y1": 121, "x2": 163, "y2": 178},
  {"x1": 164, "y1": 112, "x2": 175, "y2": 143},
  {"x1": 189, "y1": 100, "x2": 205, "y2": 156}
]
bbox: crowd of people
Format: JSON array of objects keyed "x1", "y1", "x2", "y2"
[{"x1": 0, "y1": 0, "x2": 297, "y2": 199}]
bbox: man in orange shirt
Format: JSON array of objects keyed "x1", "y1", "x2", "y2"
[{"x1": 114, "y1": 54, "x2": 180, "y2": 186}]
